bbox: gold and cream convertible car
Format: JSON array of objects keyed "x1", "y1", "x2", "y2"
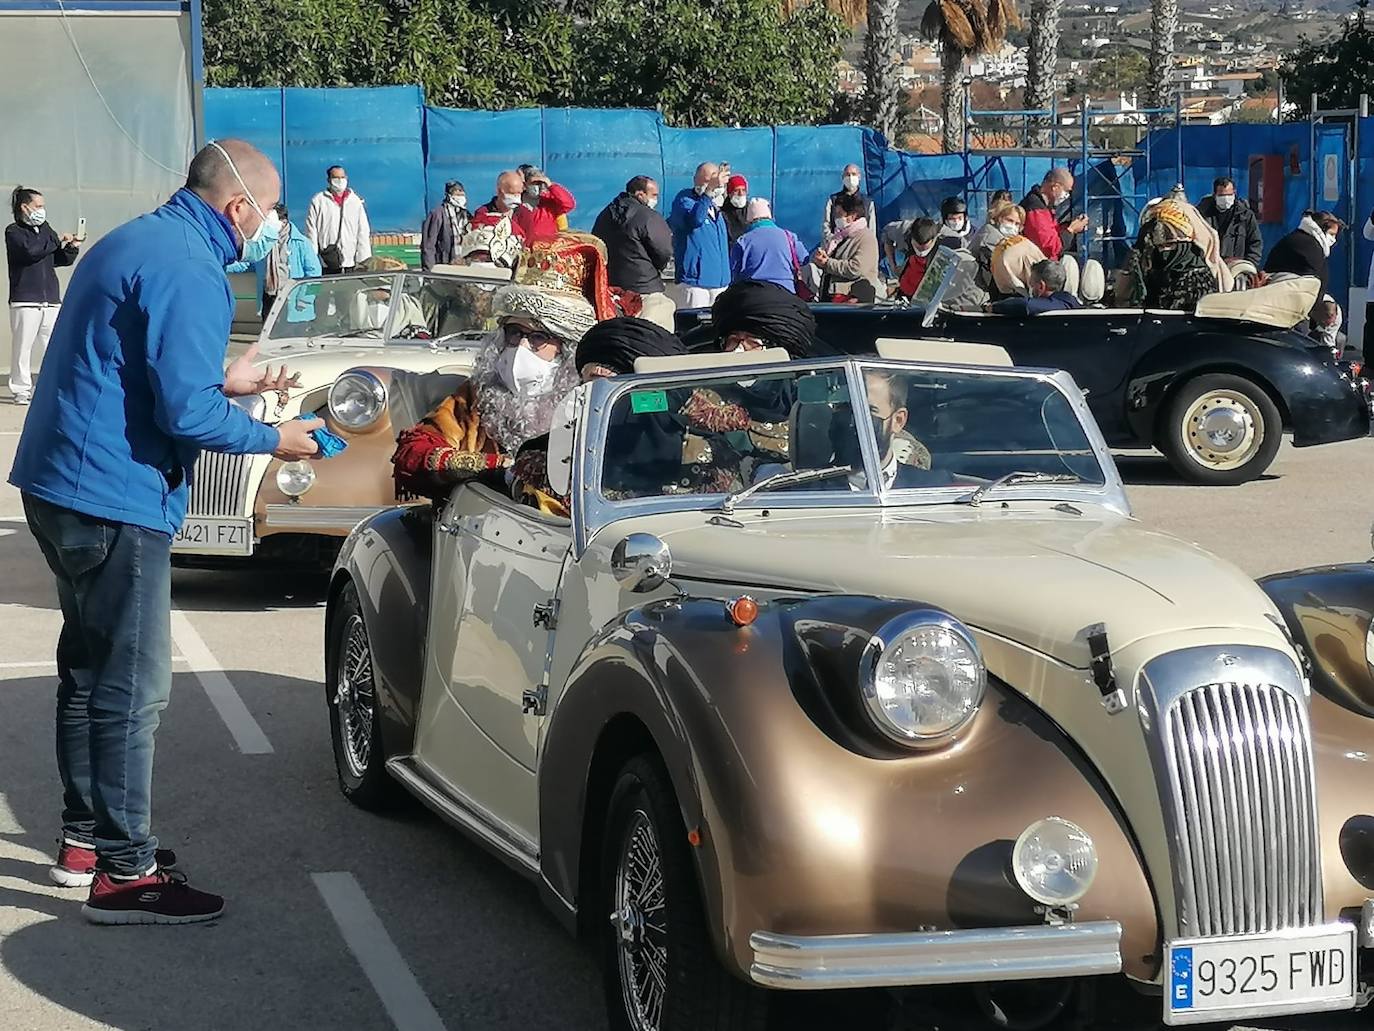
[{"x1": 324, "y1": 343, "x2": 1374, "y2": 1030}]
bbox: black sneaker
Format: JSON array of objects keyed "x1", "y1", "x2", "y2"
[{"x1": 82, "y1": 869, "x2": 224, "y2": 925}]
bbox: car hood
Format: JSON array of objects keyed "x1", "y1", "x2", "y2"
[{"x1": 639, "y1": 504, "x2": 1283, "y2": 668}]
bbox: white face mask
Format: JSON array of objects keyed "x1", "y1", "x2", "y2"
[
  {"x1": 710, "y1": 187, "x2": 726, "y2": 208},
  {"x1": 641, "y1": 194, "x2": 659, "y2": 210},
  {"x1": 944, "y1": 217, "x2": 966, "y2": 233},
  {"x1": 1214, "y1": 193, "x2": 1236, "y2": 211},
  {"x1": 25, "y1": 207, "x2": 47, "y2": 227},
  {"x1": 502, "y1": 192, "x2": 522, "y2": 208},
  {"x1": 526, "y1": 184, "x2": 544, "y2": 201},
  {"x1": 729, "y1": 194, "x2": 747, "y2": 209},
  {"x1": 997, "y1": 222, "x2": 1020, "y2": 236},
  {"x1": 497, "y1": 342, "x2": 559, "y2": 397},
  {"x1": 448, "y1": 194, "x2": 466, "y2": 209},
  {"x1": 843, "y1": 174, "x2": 860, "y2": 191},
  {"x1": 364, "y1": 299, "x2": 390, "y2": 329},
  {"x1": 1328, "y1": 231, "x2": 1339, "y2": 246},
  {"x1": 913, "y1": 242, "x2": 935, "y2": 258},
  {"x1": 329, "y1": 177, "x2": 348, "y2": 194},
  {"x1": 208, "y1": 140, "x2": 280, "y2": 263}
]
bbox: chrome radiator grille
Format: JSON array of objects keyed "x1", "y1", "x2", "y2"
[
  {"x1": 187, "y1": 452, "x2": 252, "y2": 517},
  {"x1": 1161, "y1": 681, "x2": 1322, "y2": 937}
]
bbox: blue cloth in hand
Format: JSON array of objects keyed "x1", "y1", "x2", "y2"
[{"x1": 294, "y1": 414, "x2": 348, "y2": 457}]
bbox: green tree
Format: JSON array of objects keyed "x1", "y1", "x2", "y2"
[
  {"x1": 1085, "y1": 47, "x2": 1150, "y2": 96},
  {"x1": 1280, "y1": 0, "x2": 1374, "y2": 117}
]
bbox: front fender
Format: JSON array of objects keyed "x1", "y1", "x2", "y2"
[
  {"x1": 1260, "y1": 562, "x2": 1374, "y2": 718},
  {"x1": 539, "y1": 595, "x2": 1160, "y2": 982},
  {"x1": 1123, "y1": 330, "x2": 1365, "y2": 446},
  {"x1": 329, "y1": 504, "x2": 434, "y2": 754}
]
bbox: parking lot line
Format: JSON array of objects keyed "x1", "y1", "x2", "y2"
[
  {"x1": 311, "y1": 871, "x2": 448, "y2": 1031},
  {"x1": 170, "y1": 610, "x2": 274, "y2": 755},
  {"x1": 0, "y1": 792, "x2": 23, "y2": 834}
]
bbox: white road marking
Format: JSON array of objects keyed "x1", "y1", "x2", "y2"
[
  {"x1": 170, "y1": 610, "x2": 273, "y2": 755},
  {"x1": 0, "y1": 792, "x2": 24, "y2": 834},
  {"x1": 311, "y1": 872, "x2": 448, "y2": 1031}
]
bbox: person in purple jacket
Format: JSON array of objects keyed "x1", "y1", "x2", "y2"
[
  {"x1": 729, "y1": 199, "x2": 806, "y2": 293},
  {"x1": 9, "y1": 139, "x2": 322, "y2": 926}
]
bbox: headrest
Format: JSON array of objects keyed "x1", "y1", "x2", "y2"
[
  {"x1": 1059, "y1": 254, "x2": 1080, "y2": 298},
  {"x1": 876, "y1": 338, "x2": 1014, "y2": 367},
  {"x1": 633, "y1": 347, "x2": 792, "y2": 374},
  {"x1": 1079, "y1": 259, "x2": 1106, "y2": 303}
]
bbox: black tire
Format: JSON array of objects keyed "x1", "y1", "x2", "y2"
[
  {"x1": 601, "y1": 755, "x2": 769, "y2": 1031},
  {"x1": 327, "y1": 581, "x2": 399, "y2": 809},
  {"x1": 1159, "y1": 373, "x2": 1283, "y2": 485}
]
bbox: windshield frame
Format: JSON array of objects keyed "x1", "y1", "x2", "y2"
[
  {"x1": 572, "y1": 356, "x2": 1128, "y2": 556},
  {"x1": 260, "y1": 270, "x2": 506, "y2": 347}
]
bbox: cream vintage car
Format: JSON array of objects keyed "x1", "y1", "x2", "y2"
[
  {"x1": 172, "y1": 266, "x2": 510, "y2": 565},
  {"x1": 323, "y1": 342, "x2": 1374, "y2": 1031}
]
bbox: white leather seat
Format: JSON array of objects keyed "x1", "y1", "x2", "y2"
[
  {"x1": 1079, "y1": 259, "x2": 1106, "y2": 303},
  {"x1": 1059, "y1": 254, "x2": 1080, "y2": 298}
]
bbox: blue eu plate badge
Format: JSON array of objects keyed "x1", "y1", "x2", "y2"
[{"x1": 1171, "y1": 947, "x2": 1193, "y2": 1010}]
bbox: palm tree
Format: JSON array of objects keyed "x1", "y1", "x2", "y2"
[
  {"x1": 1023, "y1": 0, "x2": 1062, "y2": 146},
  {"x1": 865, "y1": 0, "x2": 902, "y2": 138},
  {"x1": 921, "y1": 0, "x2": 1019, "y2": 152},
  {"x1": 1148, "y1": 0, "x2": 1178, "y2": 109}
]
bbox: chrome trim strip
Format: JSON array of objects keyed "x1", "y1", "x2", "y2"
[
  {"x1": 386, "y1": 756, "x2": 538, "y2": 874},
  {"x1": 748, "y1": 921, "x2": 1123, "y2": 990},
  {"x1": 264, "y1": 504, "x2": 383, "y2": 530}
]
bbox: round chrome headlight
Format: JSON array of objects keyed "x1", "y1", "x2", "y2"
[
  {"x1": 858, "y1": 611, "x2": 986, "y2": 745},
  {"x1": 328, "y1": 370, "x2": 386, "y2": 431},
  {"x1": 1012, "y1": 817, "x2": 1098, "y2": 906},
  {"x1": 276, "y1": 460, "x2": 316, "y2": 498}
]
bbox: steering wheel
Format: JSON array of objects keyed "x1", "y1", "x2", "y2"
[{"x1": 394, "y1": 324, "x2": 433, "y2": 340}]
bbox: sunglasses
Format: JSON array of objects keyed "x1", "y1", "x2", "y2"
[
  {"x1": 724, "y1": 331, "x2": 766, "y2": 352},
  {"x1": 503, "y1": 323, "x2": 561, "y2": 356}
]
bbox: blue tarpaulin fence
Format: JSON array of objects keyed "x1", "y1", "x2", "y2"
[{"x1": 204, "y1": 86, "x2": 1372, "y2": 307}]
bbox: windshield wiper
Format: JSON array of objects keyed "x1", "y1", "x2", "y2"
[
  {"x1": 717, "y1": 465, "x2": 853, "y2": 516},
  {"x1": 958, "y1": 471, "x2": 1082, "y2": 507}
]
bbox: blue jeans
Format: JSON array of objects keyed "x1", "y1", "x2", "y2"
[{"x1": 23, "y1": 494, "x2": 172, "y2": 877}]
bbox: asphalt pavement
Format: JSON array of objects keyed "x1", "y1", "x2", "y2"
[{"x1": 1, "y1": 391, "x2": 1372, "y2": 1031}]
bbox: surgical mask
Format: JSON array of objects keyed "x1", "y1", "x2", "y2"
[
  {"x1": 502, "y1": 192, "x2": 522, "y2": 208},
  {"x1": 448, "y1": 194, "x2": 466, "y2": 209},
  {"x1": 526, "y1": 184, "x2": 544, "y2": 200},
  {"x1": 913, "y1": 242, "x2": 936, "y2": 258},
  {"x1": 25, "y1": 207, "x2": 47, "y2": 227},
  {"x1": 843, "y1": 174, "x2": 860, "y2": 191},
  {"x1": 1328, "y1": 231, "x2": 1339, "y2": 246},
  {"x1": 364, "y1": 299, "x2": 390, "y2": 329},
  {"x1": 729, "y1": 194, "x2": 747, "y2": 209},
  {"x1": 329, "y1": 177, "x2": 348, "y2": 194},
  {"x1": 497, "y1": 343, "x2": 559, "y2": 397},
  {"x1": 640, "y1": 193, "x2": 659, "y2": 210},
  {"x1": 997, "y1": 222, "x2": 1020, "y2": 236},
  {"x1": 710, "y1": 187, "x2": 726, "y2": 208},
  {"x1": 207, "y1": 139, "x2": 281, "y2": 263},
  {"x1": 1214, "y1": 193, "x2": 1235, "y2": 211},
  {"x1": 944, "y1": 217, "x2": 966, "y2": 233}
]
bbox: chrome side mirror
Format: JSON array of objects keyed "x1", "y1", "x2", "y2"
[{"x1": 611, "y1": 533, "x2": 672, "y2": 593}]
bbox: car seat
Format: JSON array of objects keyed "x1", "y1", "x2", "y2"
[
  {"x1": 1079, "y1": 259, "x2": 1106, "y2": 304},
  {"x1": 1059, "y1": 254, "x2": 1080, "y2": 298}
]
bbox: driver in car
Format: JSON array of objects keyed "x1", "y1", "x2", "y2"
[{"x1": 390, "y1": 283, "x2": 596, "y2": 500}]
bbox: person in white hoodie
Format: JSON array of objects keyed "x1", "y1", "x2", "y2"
[{"x1": 305, "y1": 164, "x2": 372, "y2": 274}]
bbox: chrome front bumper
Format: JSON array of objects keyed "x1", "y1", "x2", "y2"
[
  {"x1": 749, "y1": 921, "x2": 1123, "y2": 990},
  {"x1": 263, "y1": 504, "x2": 383, "y2": 531}
]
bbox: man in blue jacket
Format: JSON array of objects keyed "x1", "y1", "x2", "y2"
[
  {"x1": 669, "y1": 162, "x2": 730, "y2": 309},
  {"x1": 9, "y1": 139, "x2": 322, "y2": 925}
]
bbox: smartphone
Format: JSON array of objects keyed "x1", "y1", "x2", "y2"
[{"x1": 76, "y1": 217, "x2": 87, "y2": 242}]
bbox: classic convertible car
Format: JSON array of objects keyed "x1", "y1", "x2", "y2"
[
  {"x1": 325, "y1": 344, "x2": 1374, "y2": 1030},
  {"x1": 677, "y1": 252, "x2": 1373, "y2": 486},
  {"x1": 172, "y1": 266, "x2": 509, "y2": 565}
]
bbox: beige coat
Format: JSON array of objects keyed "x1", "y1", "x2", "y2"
[{"x1": 821, "y1": 227, "x2": 881, "y2": 302}]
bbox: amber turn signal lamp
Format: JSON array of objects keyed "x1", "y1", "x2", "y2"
[{"x1": 726, "y1": 596, "x2": 759, "y2": 627}]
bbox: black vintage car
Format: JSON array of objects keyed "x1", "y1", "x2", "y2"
[{"x1": 679, "y1": 255, "x2": 1372, "y2": 484}]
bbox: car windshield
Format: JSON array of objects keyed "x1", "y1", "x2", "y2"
[
  {"x1": 268, "y1": 273, "x2": 499, "y2": 344},
  {"x1": 594, "y1": 360, "x2": 1106, "y2": 506}
]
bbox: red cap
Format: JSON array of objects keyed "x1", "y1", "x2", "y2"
[{"x1": 727, "y1": 175, "x2": 748, "y2": 193}]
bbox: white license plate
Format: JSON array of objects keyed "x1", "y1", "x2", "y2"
[
  {"x1": 172, "y1": 517, "x2": 253, "y2": 556},
  {"x1": 1165, "y1": 925, "x2": 1356, "y2": 1025}
]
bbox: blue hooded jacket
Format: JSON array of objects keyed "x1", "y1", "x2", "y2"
[
  {"x1": 9, "y1": 188, "x2": 281, "y2": 536},
  {"x1": 668, "y1": 188, "x2": 730, "y2": 290}
]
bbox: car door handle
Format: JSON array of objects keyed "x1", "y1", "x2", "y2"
[{"x1": 1108, "y1": 327, "x2": 1129, "y2": 335}]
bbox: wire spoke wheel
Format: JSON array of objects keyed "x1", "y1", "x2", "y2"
[
  {"x1": 612, "y1": 809, "x2": 669, "y2": 1031},
  {"x1": 1180, "y1": 388, "x2": 1263, "y2": 471},
  {"x1": 337, "y1": 614, "x2": 376, "y2": 780}
]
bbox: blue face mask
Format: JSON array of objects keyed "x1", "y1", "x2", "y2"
[{"x1": 208, "y1": 139, "x2": 281, "y2": 265}]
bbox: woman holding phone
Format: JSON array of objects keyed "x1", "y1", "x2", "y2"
[{"x1": 6, "y1": 186, "x2": 79, "y2": 405}]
